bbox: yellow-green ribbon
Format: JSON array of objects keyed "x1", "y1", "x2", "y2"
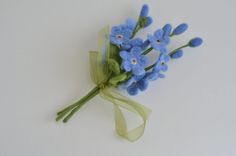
[{"x1": 89, "y1": 26, "x2": 151, "y2": 141}]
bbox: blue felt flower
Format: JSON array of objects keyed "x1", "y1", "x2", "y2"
[
  {"x1": 110, "y1": 25, "x2": 133, "y2": 45},
  {"x1": 170, "y1": 49, "x2": 183, "y2": 59},
  {"x1": 146, "y1": 53, "x2": 170, "y2": 81},
  {"x1": 148, "y1": 29, "x2": 170, "y2": 53},
  {"x1": 172, "y1": 23, "x2": 188, "y2": 36},
  {"x1": 126, "y1": 75, "x2": 149, "y2": 96},
  {"x1": 120, "y1": 47, "x2": 149, "y2": 76},
  {"x1": 189, "y1": 37, "x2": 203, "y2": 47},
  {"x1": 153, "y1": 54, "x2": 170, "y2": 72}
]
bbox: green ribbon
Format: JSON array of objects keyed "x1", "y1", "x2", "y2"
[{"x1": 89, "y1": 26, "x2": 151, "y2": 141}]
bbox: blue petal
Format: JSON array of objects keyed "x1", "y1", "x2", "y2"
[
  {"x1": 163, "y1": 55, "x2": 170, "y2": 62},
  {"x1": 139, "y1": 56, "x2": 149, "y2": 67},
  {"x1": 161, "y1": 64, "x2": 168, "y2": 72},
  {"x1": 129, "y1": 38, "x2": 143, "y2": 47},
  {"x1": 158, "y1": 73, "x2": 165, "y2": 78},
  {"x1": 127, "y1": 85, "x2": 139, "y2": 96},
  {"x1": 110, "y1": 36, "x2": 122, "y2": 45},
  {"x1": 146, "y1": 71, "x2": 159, "y2": 81},
  {"x1": 154, "y1": 29, "x2": 164, "y2": 39},
  {"x1": 122, "y1": 61, "x2": 132, "y2": 72},
  {"x1": 121, "y1": 44, "x2": 131, "y2": 50},
  {"x1": 111, "y1": 26, "x2": 120, "y2": 34},
  {"x1": 131, "y1": 47, "x2": 142, "y2": 55},
  {"x1": 119, "y1": 77, "x2": 135, "y2": 89},
  {"x1": 163, "y1": 24, "x2": 172, "y2": 36},
  {"x1": 160, "y1": 47, "x2": 168, "y2": 54},
  {"x1": 132, "y1": 65, "x2": 145, "y2": 75},
  {"x1": 126, "y1": 18, "x2": 137, "y2": 30},
  {"x1": 137, "y1": 79, "x2": 148, "y2": 91},
  {"x1": 119, "y1": 51, "x2": 130, "y2": 60}
]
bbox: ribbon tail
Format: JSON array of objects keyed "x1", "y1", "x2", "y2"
[
  {"x1": 89, "y1": 51, "x2": 100, "y2": 85},
  {"x1": 100, "y1": 88, "x2": 151, "y2": 141}
]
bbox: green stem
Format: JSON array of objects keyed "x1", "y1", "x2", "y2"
[
  {"x1": 142, "y1": 47, "x2": 153, "y2": 55},
  {"x1": 57, "y1": 86, "x2": 99, "y2": 115},
  {"x1": 62, "y1": 87, "x2": 100, "y2": 123},
  {"x1": 145, "y1": 63, "x2": 156, "y2": 71},
  {"x1": 56, "y1": 86, "x2": 100, "y2": 122},
  {"x1": 131, "y1": 23, "x2": 140, "y2": 39},
  {"x1": 169, "y1": 44, "x2": 189, "y2": 56},
  {"x1": 145, "y1": 44, "x2": 190, "y2": 71}
]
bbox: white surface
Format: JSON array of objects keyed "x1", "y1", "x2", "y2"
[{"x1": 0, "y1": 0, "x2": 236, "y2": 156}]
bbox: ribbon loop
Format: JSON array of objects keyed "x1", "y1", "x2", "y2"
[
  {"x1": 100, "y1": 88, "x2": 151, "y2": 141},
  {"x1": 89, "y1": 27, "x2": 151, "y2": 141}
]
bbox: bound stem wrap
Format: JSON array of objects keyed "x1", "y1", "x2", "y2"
[{"x1": 89, "y1": 27, "x2": 151, "y2": 141}]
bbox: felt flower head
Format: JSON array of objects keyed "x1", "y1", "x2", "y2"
[{"x1": 120, "y1": 47, "x2": 149, "y2": 76}]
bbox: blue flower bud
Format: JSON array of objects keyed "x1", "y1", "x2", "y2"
[
  {"x1": 144, "y1": 16, "x2": 153, "y2": 27},
  {"x1": 189, "y1": 37, "x2": 203, "y2": 47},
  {"x1": 170, "y1": 49, "x2": 183, "y2": 59},
  {"x1": 140, "y1": 4, "x2": 149, "y2": 18},
  {"x1": 162, "y1": 24, "x2": 172, "y2": 36},
  {"x1": 172, "y1": 23, "x2": 188, "y2": 35}
]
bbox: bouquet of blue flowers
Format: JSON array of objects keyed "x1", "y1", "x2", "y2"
[{"x1": 56, "y1": 4, "x2": 203, "y2": 141}]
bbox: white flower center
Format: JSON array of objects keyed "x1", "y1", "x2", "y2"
[
  {"x1": 116, "y1": 34, "x2": 124, "y2": 39},
  {"x1": 131, "y1": 58, "x2": 137, "y2": 65}
]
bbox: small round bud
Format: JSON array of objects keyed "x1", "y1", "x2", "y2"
[
  {"x1": 140, "y1": 4, "x2": 149, "y2": 18},
  {"x1": 144, "y1": 16, "x2": 153, "y2": 27},
  {"x1": 172, "y1": 23, "x2": 188, "y2": 35},
  {"x1": 189, "y1": 37, "x2": 203, "y2": 47},
  {"x1": 170, "y1": 49, "x2": 183, "y2": 59}
]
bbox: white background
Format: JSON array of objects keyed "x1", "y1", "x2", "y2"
[{"x1": 0, "y1": 0, "x2": 235, "y2": 156}]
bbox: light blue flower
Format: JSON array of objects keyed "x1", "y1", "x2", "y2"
[
  {"x1": 189, "y1": 37, "x2": 203, "y2": 47},
  {"x1": 146, "y1": 53, "x2": 170, "y2": 81},
  {"x1": 153, "y1": 54, "x2": 170, "y2": 72},
  {"x1": 125, "y1": 75, "x2": 148, "y2": 96},
  {"x1": 110, "y1": 25, "x2": 132, "y2": 45},
  {"x1": 148, "y1": 29, "x2": 170, "y2": 53},
  {"x1": 172, "y1": 23, "x2": 188, "y2": 35},
  {"x1": 120, "y1": 47, "x2": 149, "y2": 76}
]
